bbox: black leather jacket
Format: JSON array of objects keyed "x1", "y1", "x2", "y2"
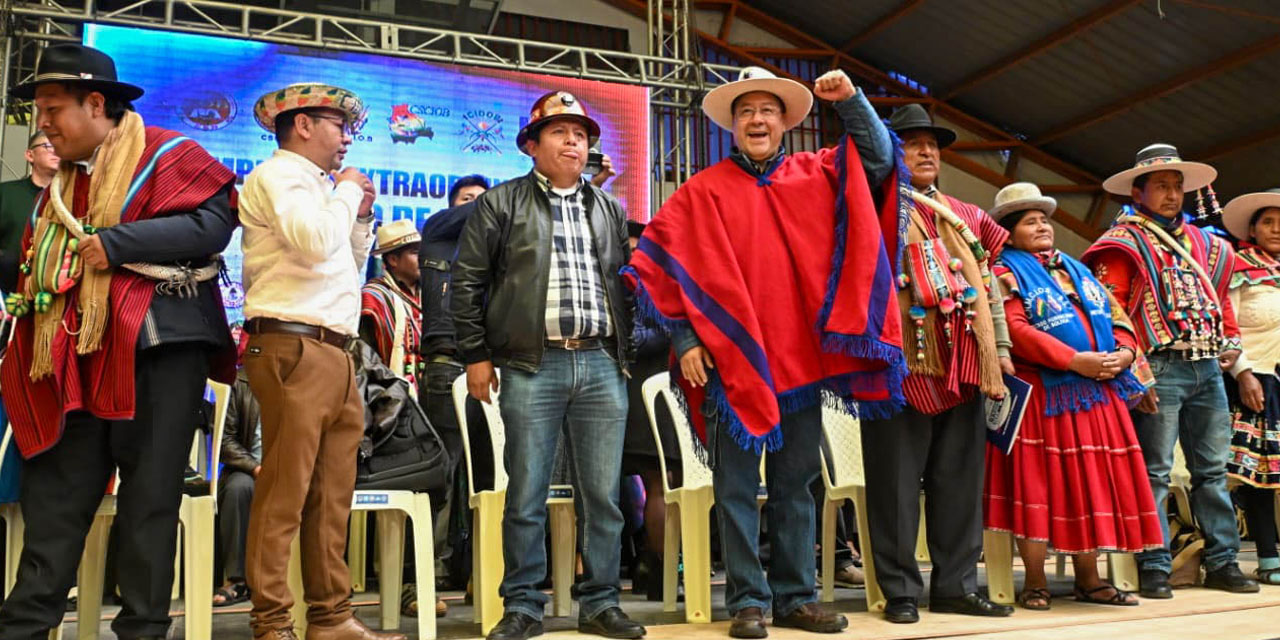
[
  {"x1": 451, "y1": 172, "x2": 634, "y2": 373},
  {"x1": 219, "y1": 369, "x2": 261, "y2": 477}
]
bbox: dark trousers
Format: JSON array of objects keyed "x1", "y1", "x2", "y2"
[
  {"x1": 1238, "y1": 484, "x2": 1278, "y2": 559},
  {"x1": 860, "y1": 396, "x2": 985, "y2": 601},
  {"x1": 0, "y1": 344, "x2": 210, "y2": 640},
  {"x1": 217, "y1": 470, "x2": 256, "y2": 581}
]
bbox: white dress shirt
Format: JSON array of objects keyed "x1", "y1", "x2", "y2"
[{"x1": 239, "y1": 149, "x2": 374, "y2": 335}]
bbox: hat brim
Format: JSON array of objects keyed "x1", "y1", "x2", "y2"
[
  {"x1": 1102, "y1": 161, "x2": 1217, "y2": 195},
  {"x1": 373, "y1": 238, "x2": 421, "y2": 257},
  {"x1": 11, "y1": 78, "x2": 144, "y2": 102},
  {"x1": 516, "y1": 114, "x2": 601, "y2": 154},
  {"x1": 989, "y1": 196, "x2": 1058, "y2": 222},
  {"x1": 893, "y1": 125, "x2": 957, "y2": 149},
  {"x1": 1221, "y1": 191, "x2": 1280, "y2": 241},
  {"x1": 702, "y1": 76, "x2": 813, "y2": 132}
]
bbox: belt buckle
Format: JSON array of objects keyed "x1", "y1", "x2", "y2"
[{"x1": 562, "y1": 338, "x2": 585, "y2": 351}]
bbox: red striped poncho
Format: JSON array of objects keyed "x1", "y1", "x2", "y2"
[
  {"x1": 627, "y1": 136, "x2": 905, "y2": 452},
  {"x1": 1, "y1": 126, "x2": 236, "y2": 458}
]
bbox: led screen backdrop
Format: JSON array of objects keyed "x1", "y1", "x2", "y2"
[{"x1": 84, "y1": 24, "x2": 650, "y2": 324}]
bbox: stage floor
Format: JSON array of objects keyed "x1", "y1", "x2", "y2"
[{"x1": 59, "y1": 550, "x2": 1280, "y2": 639}]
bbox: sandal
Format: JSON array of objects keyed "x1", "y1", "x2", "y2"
[
  {"x1": 1074, "y1": 581, "x2": 1138, "y2": 606},
  {"x1": 400, "y1": 583, "x2": 419, "y2": 617},
  {"x1": 1256, "y1": 567, "x2": 1280, "y2": 585},
  {"x1": 1017, "y1": 587, "x2": 1051, "y2": 610},
  {"x1": 213, "y1": 582, "x2": 250, "y2": 607}
]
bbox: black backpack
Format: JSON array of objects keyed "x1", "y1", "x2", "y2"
[{"x1": 352, "y1": 341, "x2": 451, "y2": 493}]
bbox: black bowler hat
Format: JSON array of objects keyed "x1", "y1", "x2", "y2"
[
  {"x1": 11, "y1": 44, "x2": 144, "y2": 101},
  {"x1": 888, "y1": 103, "x2": 956, "y2": 148}
]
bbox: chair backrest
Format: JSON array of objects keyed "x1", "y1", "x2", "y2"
[
  {"x1": 819, "y1": 402, "x2": 864, "y2": 489},
  {"x1": 640, "y1": 373, "x2": 712, "y2": 491},
  {"x1": 453, "y1": 371, "x2": 509, "y2": 496},
  {"x1": 206, "y1": 380, "x2": 231, "y2": 495}
]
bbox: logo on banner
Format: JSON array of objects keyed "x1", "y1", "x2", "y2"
[
  {"x1": 460, "y1": 109, "x2": 505, "y2": 154},
  {"x1": 388, "y1": 104, "x2": 436, "y2": 144},
  {"x1": 177, "y1": 91, "x2": 237, "y2": 131}
]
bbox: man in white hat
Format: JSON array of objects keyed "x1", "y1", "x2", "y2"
[
  {"x1": 452, "y1": 90, "x2": 642, "y2": 640},
  {"x1": 361, "y1": 218, "x2": 425, "y2": 391},
  {"x1": 238, "y1": 83, "x2": 405, "y2": 640},
  {"x1": 859, "y1": 106, "x2": 1015, "y2": 624},
  {"x1": 630, "y1": 67, "x2": 905, "y2": 637},
  {"x1": 1082, "y1": 143, "x2": 1258, "y2": 598}
]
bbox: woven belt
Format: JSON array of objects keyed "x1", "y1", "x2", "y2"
[
  {"x1": 546, "y1": 337, "x2": 611, "y2": 351},
  {"x1": 246, "y1": 318, "x2": 354, "y2": 350}
]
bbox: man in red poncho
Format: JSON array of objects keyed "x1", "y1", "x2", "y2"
[
  {"x1": 0, "y1": 44, "x2": 237, "y2": 639},
  {"x1": 628, "y1": 67, "x2": 904, "y2": 638}
]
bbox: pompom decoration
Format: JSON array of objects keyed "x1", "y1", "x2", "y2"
[
  {"x1": 948, "y1": 257, "x2": 964, "y2": 272},
  {"x1": 33, "y1": 291, "x2": 52, "y2": 313},
  {"x1": 5, "y1": 293, "x2": 30, "y2": 317},
  {"x1": 898, "y1": 273, "x2": 911, "y2": 289},
  {"x1": 939, "y1": 297, "x2": 957, "y2": 314}
]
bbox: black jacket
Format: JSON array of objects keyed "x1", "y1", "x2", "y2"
[
  {"x1": 418, "y1": 200, "x2": 479, "y2": 358},
  {"x1": 451, "y1": 172, "x2": 634, "y2": 373},
  {"x1": 219, "y1": 369, "x2": 261, "y2": 477}
]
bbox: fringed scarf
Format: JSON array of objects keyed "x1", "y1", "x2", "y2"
[
  {"x1": 626, "y1": 135, "x2": 905, "y2": 453},
  {"x1": 25, "y1": 111, "x2": 147, "y2": 379},
  {"x1": 999, "y1": 248, "x2": 1145, "y2": 415},
  {"x1": 896, "y1": 190, "x2": 1005, "y2": 398}
]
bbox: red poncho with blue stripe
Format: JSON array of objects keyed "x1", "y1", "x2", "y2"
[{"x1": 627, "y1": 137, "x2": 906, "y2": 452}]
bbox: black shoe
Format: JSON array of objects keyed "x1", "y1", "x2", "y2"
[
  {"x1": 579, "y1": 607, "x2": 646, "y2": 639},
  {"x1": 728, "y1": 607, "x2": 768, "y2": 639},
  {"x1": 1139, "y1": 569, "x2": 1173, "y2": 599},
  {"x1": 884, "y1": 597, "x2": 918, "y2": 624},
  {"x1": 487, "y1": 612, "x2": 544, "y2": 640},
  {"x1": 929, "y1": 592, "x2": 1013, "y2": 617},
  {"x1": 1204, "y1": 563, "x2": 1261, "y2": 593}
]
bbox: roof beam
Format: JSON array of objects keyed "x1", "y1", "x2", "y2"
[
  {"x1": 1195, "y1": 121, "x2": 1280, "y2": 162},
  {"x1": 942, "y1": 0, "x2": 1142, "y2": 100},
  {"x1": 717, "y1": 0, "x2": 737, "y2": 40},
  {"x1": 1034, "y1": 33, "x2": 1280, "y2": 145},
  {"x1": 838, "y1": 0, "x2": 924, "y2": 52},
  {"x1": 942, "y1": 150, "x2": 1102, "y2": 240}
]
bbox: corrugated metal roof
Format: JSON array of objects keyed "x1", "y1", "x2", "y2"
[{"x1": 744, "y1": 0, "x2": 1280, "y2": 200}]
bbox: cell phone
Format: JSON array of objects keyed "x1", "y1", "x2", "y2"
[{"x1": 585, "y1": 146, "x2": 604, "y2": 176}]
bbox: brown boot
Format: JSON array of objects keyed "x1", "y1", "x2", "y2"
[
  {"x1": 772, "y1": 603, "x2": 848, "y2": 633},
  {"x1": 729, "y1": 607, "x2": 767, "y2": 639},
  {"x1": 305, "y1": 616, "x2": 408, "y2": 640},
  {"x1": 255, "y1": 628, "x2": 300, "y2": 640}
]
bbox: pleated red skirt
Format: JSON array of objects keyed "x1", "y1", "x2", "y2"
[{"x1": 983, "y1": 367, "x2": 1165, "y2": 553}]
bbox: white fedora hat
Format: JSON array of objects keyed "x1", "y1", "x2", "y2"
[
  {"x1": 989, "y1": 182, "x2": 1058, "y2": 222},
  {"x1": 373, "y1": 218, "x2": 421, "y2": 256},
  {"x1": 702, "y1": 66, "x2": 813, "y2": 132},
  {"x1": 1102, "y1": 143, "x2": 1217, "y2": 195},
  {"x1": 1220, "y1": 188, "x2": 1280, "y2": 242}
]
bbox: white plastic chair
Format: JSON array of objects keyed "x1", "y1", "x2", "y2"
[
  {"x1": 451, "y1": 371, "x2": 576, "y2": 634},
  {"x1": 173, "y1": 379, "x2": 230, "y2": 640},
  {"x1": 1, "y1": 426, "x2": 24, "y2": 598},
  {"x1": 640, "y1": 373, "x2": 714, "y2": 623}
]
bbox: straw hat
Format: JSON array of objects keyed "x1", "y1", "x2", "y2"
[
  {"x1": 989, "y1": 182, "x2": 1058, "y2": 222},
  {"x1": 253, "y1": 83, "x2": 368, "y2": 134},
  {"x1": 1220, "y1": 188, "x2": 1280, "y2": 242},
  {"x1": 1101, "y1": 143, "x2": 1216, "y2": 195},
  {"x1": 373, "y1": 218, "x2": 421, "y2": 257},
  {"x1": 701, "y1": 66, "x2": 812, "y2": 132}
]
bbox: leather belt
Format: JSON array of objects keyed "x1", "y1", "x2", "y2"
[
  {"x1": 546, "y1": 337, "x2": 611, "y2": 351},
  {"x1": 246, "y1": 317, "x2": 354, "y2": 350},
  {"x1": 1151, "y1": 348, "x2": 1213, "y2": 362}
]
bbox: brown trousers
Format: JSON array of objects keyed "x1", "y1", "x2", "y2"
[{"x1": 244, "y1": 332, "x2": 364, "y2": 634}]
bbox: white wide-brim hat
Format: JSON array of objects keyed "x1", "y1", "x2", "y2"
[
  {"x1": 373, "y1": 218, "x2": 421, "y2": 256},
  {"x1": 1221, "y1": 188, "x2": 1280, "y2": 242},
  {"x1": 702, "y1": 66, "x2": 813, "y2": 132},
  {"x1": 989, "y1": 182, "x2": 1058, "y2": 222},
  {"x1": 1102, "y1": 143, "x2": 1217, "y2": 195}
]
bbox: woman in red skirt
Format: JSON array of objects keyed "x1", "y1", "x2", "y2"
[{"x1": 982, "y1": 183, "x2": 1165, "y2": 610}]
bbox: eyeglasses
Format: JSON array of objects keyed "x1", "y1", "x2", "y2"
[
  {"x1": 28, "y1": 142, "x2": 54, "y2": 152},
  {"x1": 735, "y1": 106, "x2": 782, "y2": 122},
  {"x1": 310, "y1": 113, "x2": 355, "y2": 136}
]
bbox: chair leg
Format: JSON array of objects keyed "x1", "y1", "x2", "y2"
[
  {"x1": 184, "y1": 499, "x2": 215, "y2": 640},
  {"x1": 349, "y1": 512, "x2": 368, "y2": 594},
  {"x1": 411, "y1": 494, "x2": 438, "y2": 640},
  {"x1": 548, "y1": 502, "x2": 575, "y2": 618},
  {"x1": 475, "y1": 492, "x2": 506, "y2": 635},
  {"x1": 982, "y1": 530, "x2": 1016, "y2": 605},
  {"x1": 662, "y1": 501, "x2": 680, "y2": 614},
  {"x1": 376, "y1": 510, "x2": 406, "y2": 632},
  {"x1": 1108, "y1": 553, "x2": 1140, "y2": 593},
  {"x1": 914, "y1": 493, "x2": 929, "y2": 563},
  {"x1": 820, "y1": 498, "x2": 837, "y2": 603},
  {"x1": 678, "y1": 487, "x2": 713, "y2": 624},
  {"x1": 77, "y1": 514, "x2": 111, "y2": 640},
  {"x1": 172, "y1": 534, "x2": 181, "y2": 601},
  {"x1": 3, "y1": 505, "x2": 24, "y2": 597},
  {"x1": 852, "y1": 486, "x2": 884, "y2": 612},
  {"x1": 471, "y1": 507, "x2": 483, "y2": 625},
  {"x1": 288, "y1": 534, "x2": 307, "y2": 638}
]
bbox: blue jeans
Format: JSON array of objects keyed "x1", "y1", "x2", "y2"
[
  {"x1": 712, "y1": 404, "x2": 822, "y2": 617},
  {"x1": 1132, "y1": 354, "x2": 1240, "y2": 573},
  {"x1": 497, "y1": 348, "x2": 627, "y2": 621}
]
